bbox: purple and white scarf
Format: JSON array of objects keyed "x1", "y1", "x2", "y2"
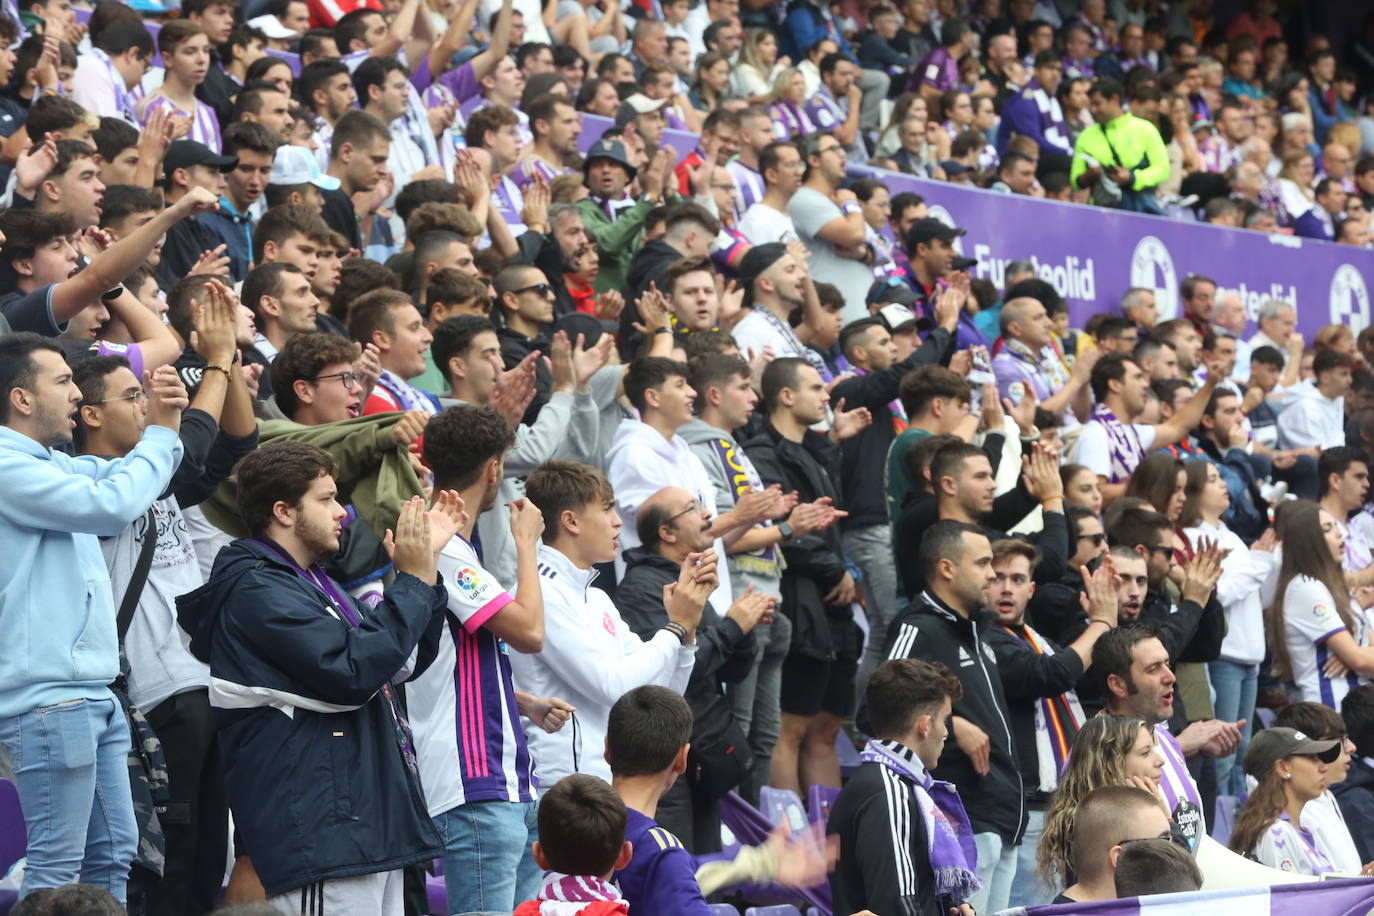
[
  {"x1": 1089, "y1": 402, "x2": 1146, "y2": 483},
  {"x1": 769, "y1": 100, "x2": 815, "y2": 139},
  {"x1": 376, "y1": 369, "x2": 438, "y2": 415},
  {"x1": 859, "y1": 738, "x2": 981, "y2": 901},
  {"x1": 524, "y1": 873, "x2": 628, "y2": 915}
]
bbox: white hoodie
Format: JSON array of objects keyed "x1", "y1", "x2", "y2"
[
  {"x1": 507, "y1": 544, "x2": 695, "y2": 789},
  {"x1": 1277, "y1": 378, "x2": 1345, "y2": 450},
  {"x1": 605, "y1": 419, "x2": 733, "y2": 613}
]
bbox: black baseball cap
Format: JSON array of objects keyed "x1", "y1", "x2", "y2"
[
  {"x1": 737, "y1": 242, "x2": 789, "y2": 308},
  {"x1": 165, "y1": 140, "x2": 238, "y2": 174},
  {"x1": 906, "y1": 217, "x2": 966, "y2": 250},
  {"x1": 866, "y1": 277, "x2": 919, "y2": 308},
  {"x1": 951, "y1": 255, "x2": 979, "y2": 271},
  {"x1": 1242, "y1": 727, "x2": 1341, "y2": 777}
]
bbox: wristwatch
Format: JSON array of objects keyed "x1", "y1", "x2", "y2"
[{"x1": 778, "y1": 522, "x2": 795, "y2": 542}]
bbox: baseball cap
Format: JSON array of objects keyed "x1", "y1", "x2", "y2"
[
  {"x1": 939, "y1": 159, "x2": 970, "y2": 177},
  {"x1": 615, "y1": 94, "x2": 669, "y2": 129},
  {"x1": 736, "y1": 242, "x2": 789, "y2": 309},
  {"x1": 247, "y1": 14, "x2": 299, "y2": 38},
  {"x1": 877, "y1": 303, "x2": 919, "y2": 334},
  {"x1": 165, "y1": 140, "x2": 237, "y2": 175},
  {"x1": 271, "y1": 144, "x2": 342, "y2": 191},
  {"x1": 866, "y1": 276, "x2": 918, "y2": 308},
  {"x1": 950, "y1": 255, "x2": 979, "y2": 271},
  {"x1": 1241, "y1": 727, "x2": 1341, "y2": 778},
  {"x1": 905, "y1": 217, "x2": 967, "y2": 250}
]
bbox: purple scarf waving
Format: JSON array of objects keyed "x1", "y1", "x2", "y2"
[{"x1": 859, "y1": 738, "x2": 981, "y2": 901}]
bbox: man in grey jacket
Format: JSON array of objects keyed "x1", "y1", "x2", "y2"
[
  {"x1": 431, "y1": 314, "x2": 607, "y2": 585},
  {"x1": 680, "y1": 354, "x2": 837, "y2": 798}
]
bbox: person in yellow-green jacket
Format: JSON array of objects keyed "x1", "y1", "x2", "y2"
[{"x1": 1069, "y1": 77, "x2": 1170, "y2": 215}]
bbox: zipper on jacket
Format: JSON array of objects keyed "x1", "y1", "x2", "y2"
[{"x1": 972, "y1": 622, "x2": 1025, "y2": 844}]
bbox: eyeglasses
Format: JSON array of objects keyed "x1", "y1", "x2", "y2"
[
  {"x1": 666, "y1": 501, "x2": 702, "y2": 524},
  {"x1": 1143, "y1": 544, "x2": 1175, "y2": 558},
  {"x1": 511, "y1": 282, "x2": 555, "y2": 298},
  {"x1": 86, "y1": 389, "x2": 147, "y2": 406},
  {"x1": 313, "y1": 371, "x2": 363, "y2": 390},
  {"x1": 1078, "y1": 532, "x2": 1106, "y2": 546}
]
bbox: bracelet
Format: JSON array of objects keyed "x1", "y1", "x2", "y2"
[
  {"x1": 840, "y1": 201, "x2": 862, "y2": 216},
  {"x1": 203, "y1": 364, "x2": 232, "y2": 381},
  {"x1": 653, "y1": 326, "x2": 673, "y2": 335},
  {"x1": 1087, "y1": 618, "x2": 1111, "y2": 630},
  {"x1": 662, "y1": 622, "x2": 690, "y2": 645}
]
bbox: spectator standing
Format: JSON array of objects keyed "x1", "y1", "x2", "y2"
[
  {"x1": 744, "y1": 358, "x2": 869, "y2": 795},
  {"x1": 1278, "y1": 350, "x2": 1352, "y2": 451},
  {"x1": 738, "y1": 141, "x2": 803, "y2": 246},
  {"x1": 511, "y1": 461, "x2": 701, "y2": 788},
  {"x1": 0, "y1": 334, "x2": 185, "y2": 903},
  {"x1": 577, "y1": 139, "x2": 672, "y2": 294},
  {"x1": 828, "y1": 658, "x2": 980, "y2": 916},
  {"x1": 615, "y1": 486, "x2": 773, "y2": 851},
  {"x1": 1070, "y1": 77, "x2": 1169, "y2": 213},
  {"x1": 788, "y1": 135, "x2": 873, "y2": 322}
]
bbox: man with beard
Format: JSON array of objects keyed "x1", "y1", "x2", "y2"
[
  {"x1": 1095, "y1": 623, "x2": 1247, "y2": 855},
  {"x1": 615, "y1": 486, "x2": 774, "y2": 851},
  {"x1": 730, "y1": 243, "x2": 828, "y2": 374},
  {"x1": 1103, "y1": 510, "x2": 1227, "y2": 725},
  {"x1": 872, "y1": 520, "x2": 1022, "y2": 914},
  {"x1": 0, "y1": 334, "x2": 184, "y2": 903},
  {"x1": 175, "y1": 445, "x2": 452, "y2": 915},
  {"x1": 242, "y1": 263, "x2": 320, "y2": 366},
  {"x1": 985, "y1": 538, "x2": 1116, "y2": 906},
  {"x1": 576, "y1": 138, "x2": 673, "y2": 294},
  {"x1": 513, "y1": 93, "x2": 581, "y2": 189}
]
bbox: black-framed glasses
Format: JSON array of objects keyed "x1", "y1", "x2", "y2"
[
  {"x1": 1078, "y1": 532, "x2": 1106, "y2": 546},
  {"x1": 511, "y1": 282, "x2": 554, "y2": 298},
  {"x1": 86, "y1": 389, "x2": 147, "y2": 406},
  {"x1": 314, "y1": 371, "x2": 363, "y2": 390},
  {"x1": 666, "y1": 501, "x2": 702, "y2": 525}
]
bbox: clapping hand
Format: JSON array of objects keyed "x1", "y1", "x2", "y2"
[
  {"x1": 632, "y1": 282, "x2": 670, "y2": 336},
  {"x1": 188, "y1": 244, "x2": 231, "y2": 278},
  {"x1": 384, "y1": 496, "x2": 438, "y2": 584},
  {"x1": 830, "y1": 397, "x2": 872, "y2": 440},
  {"x1": 191, "y1": 278, "x2": 238, "y2": 365},
  {"x1": 144, "y1": 365, "x2": 189, "y2": 433},
  {"x1": 426, "y1": 489, "x2": 468, "y2": 555},
  {"x1": 1079, "y1": 553, "x2": 1119, "y2": 625}
]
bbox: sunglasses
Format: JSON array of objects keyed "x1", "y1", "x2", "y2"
[
  {"x1": 1078, "y1": 532, "x2": 1106, "y2": 546},
  {"x1": 512, "y1": 282, "x2": 554, "y2": 298}
]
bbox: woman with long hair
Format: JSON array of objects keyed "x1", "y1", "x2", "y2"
[
  {"x1": 734, "y1": 28, "x2": 788, "y2": 104},
  {"x1": 876, "y1": 92, "x2": 925, "y2": 157},
  {"x1": 1125, "y1": 453, "x2": 1188, "y2": 525},
  {"x1": 1229, "y1": 727, "x2": 1341, "y2": 874},
  {"x1": 1266, "y1": 502, "x2": 1374, "y2": 706},
  {"x1": 1277, "y1": 149, "x2": 1316, "y2": 219},
  {"x1": 246, "y1": 55, "x2": 294, "y2": 97},
  {"x1": 1180, "y1": 460, "x2": 1277, "y2": 795},
  {"x1": 689, "y1": 50, "x2": 732, "y2": 112},
  {"x1": 1038, "y1": 715, "x2": 1164, "y2": 887},
  {"x1": 767, "y1": 67, "x2": 816, "y2": 139},
  {"x1": 1062, "y1": 464, "x2": 1103, "y2": 516}
]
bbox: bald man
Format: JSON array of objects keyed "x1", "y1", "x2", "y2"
[
  {"x1": 1054, "y1": 785, "x2": 1173, "y2": 904},
  {"x1": 990, "y1": 296, "x2": 1095, "y2": 426},
  {"x1": 613, "y1": 485, "x2": 772, "y2": 852}
]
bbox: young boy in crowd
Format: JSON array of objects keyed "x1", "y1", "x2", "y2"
[{"x1": 515, "y1": 774, "x2": 633, "y2": 916}]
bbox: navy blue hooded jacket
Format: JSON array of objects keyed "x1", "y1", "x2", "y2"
[{"x1": 177, "y1": 539, "x2": 447, "y2": 896}]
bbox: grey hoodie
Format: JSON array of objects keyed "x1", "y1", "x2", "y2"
[{"x1": 679, "y1": 417, "x2": 784, "y2": 601}]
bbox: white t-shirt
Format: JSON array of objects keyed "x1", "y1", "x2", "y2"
[
  {"x1": 1282, "y1": 574, "x2": 1369, "y2": 707},
  {"x1": 1073, "y1": 419, "x2": 1156, "y2": 482},
  {"x1": 1251, "y1": 812, "x2": 1334, "y2": 876},
  {"x1": 731, "y1": 308, "x2": 806, "y2": 364},
  {"x1": 737, "y1": 202, "x2": 798, "y2": 245}
]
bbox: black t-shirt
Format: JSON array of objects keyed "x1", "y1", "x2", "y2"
[
  {"x1": 321, "y1": 187, "x2": 362, "y2": 253},
  {"x1": 1051, "y1": 892, "x2": 1077, "y2": 904}
]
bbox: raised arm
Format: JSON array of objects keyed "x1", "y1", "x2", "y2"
[{"x1": 53, "y1": 188, "x2": 219, "y2": 324}]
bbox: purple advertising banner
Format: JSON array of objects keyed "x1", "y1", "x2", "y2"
[{"x1": 850, "y1": 164, "x2": 1374, "y2": 341}]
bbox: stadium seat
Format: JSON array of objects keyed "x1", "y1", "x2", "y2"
[
  {"x1": 835, "y1": 731, "x2": 861, "y2": 779},
  {"x1": 743, "y1": 906, "x2": 803, "y2": 916},
  {"x1": 758, "y1": 787, "x2": 808, "y2": 835},
  {"x1": 806, "y1": 784, "x2": 840, "y2": 826},
  {"x1": 708, "y1": 904, "x2": 740, "y2": 916}
]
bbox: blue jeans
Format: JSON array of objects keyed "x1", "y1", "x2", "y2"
[
  {"x1": 435, "y1": 799, "x2": 540, "y2": 916},
  {"x1": 968, "y1": 831, "x2": 1018, "y2": 915},
  {"x1": 845, "y1": 524, "x2": 901, "y2": 709},
  {"x1": 1007, "y1": 808, "x2": 1053, "y2": 907},
  {"x1": 728, "y1": 610, "x2": 791, "y2": 801},
  {"x1": 1208, "y1": 658, "x2": 1258, "y2": 797},
  {"x1": 0, "y1": 695, "x2": 137, "y2": 902}
]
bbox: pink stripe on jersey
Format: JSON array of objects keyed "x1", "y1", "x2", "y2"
[
  {"x1": 463, "y1": 592, "x2": 513, "y2": 634},
  {"x1": 458, "y1": 627, "x2": 489, "y2": 778}
]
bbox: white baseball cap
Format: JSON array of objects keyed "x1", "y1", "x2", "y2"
[
  {"x1": 270, "y1": 145, "x2": 341, "y2": 191},
  {"x1": 247, "y1": 14, "x2": 300, "y2": 39}
]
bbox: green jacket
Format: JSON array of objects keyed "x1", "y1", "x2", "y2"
[
  {"x1": 1070, "y1": 112, "x2": 1170, "y2": 192},
  {"x1": 576, "y1": 191, "x2": 681, "y2": 293},
  {"x1": 200, "y1": 412, "x2": 423, "y2": 539}
]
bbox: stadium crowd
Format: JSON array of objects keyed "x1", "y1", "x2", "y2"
[{"x1": 0, "y1": 0, "x2": 1371, "y2": 914}]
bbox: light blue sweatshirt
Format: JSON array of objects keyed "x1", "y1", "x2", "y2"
[{"x1": 0, "y1": 424, "x2": 183, "y2": 718}]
